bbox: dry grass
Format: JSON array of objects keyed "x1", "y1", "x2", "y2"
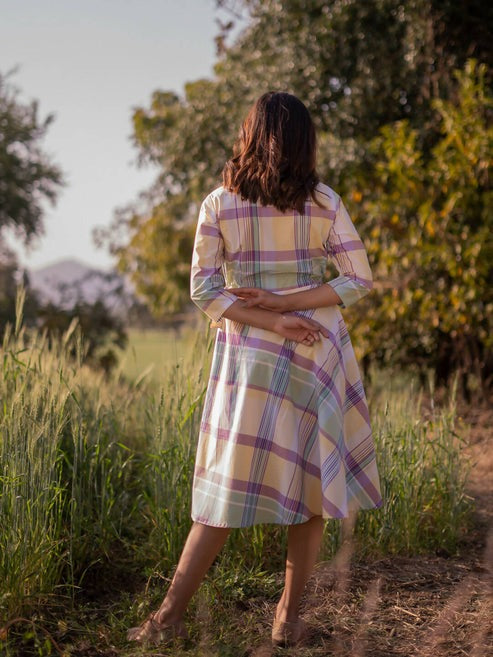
[
  {"x1": 2, "y1": 400, "x2": 491, "y2": 657},
  {"x1": 114, "y1": 526, "x2": 492, "y2": 657}
]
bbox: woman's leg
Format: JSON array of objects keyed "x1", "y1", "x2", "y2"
[
  {"x1": 154, "y1": 521, "x2": 231, "y2": 625},
  {"x1": 276, "y1": 515, "x2": 325, "y2": 623}
]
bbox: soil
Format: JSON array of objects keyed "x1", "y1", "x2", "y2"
[{"x1": 285, "y1": 400, "x2": 493, "y2": 657}]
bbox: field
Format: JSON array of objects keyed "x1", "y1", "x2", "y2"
[
  {"x1": 116, "y1": 327, "x2": 195, "y2": 382},
  {"x1": 0, "y1": 314, "x2": 492, "y2": 656}
]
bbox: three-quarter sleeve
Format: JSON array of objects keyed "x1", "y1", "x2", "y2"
[
  {"x1": 325, "y1": 196, "x2": 373, "y2": 308},
  {"x1": 190, "y1": 195, "x2": 238, "y2": 322}
]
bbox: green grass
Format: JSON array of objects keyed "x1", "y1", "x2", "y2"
[
  {"x1": 356, "y1": 370, "x2": 471, "y2": 554},
  {"x1": 0, "y1": 292, "x2": 473, "y2": 647},
  {"x1": 117, "y1": 327, "x2": 196, "y2": 381}
]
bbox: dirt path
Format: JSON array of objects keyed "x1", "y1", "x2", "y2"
[{"x1": 271, "y1": 402, "x2": 493, "y2": 657}]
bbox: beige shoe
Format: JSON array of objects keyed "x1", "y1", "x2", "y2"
[
  {"x1": 271, "y1": 617, "x2": 306, "y2": 647},
  {"x1": 127, "y1": 612, "x2": 188, "y2": 645}
]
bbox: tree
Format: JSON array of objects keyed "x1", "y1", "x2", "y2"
[
  {"x1": 0, "y1": 74, "x2": 127, "y2": 373},
  {"x1": 98, "y1": 1, "x2": 493, "y2": 386},
  {"x1": 346, "y1": 61, "x2": 493, "y2": 389},
  {"x1": 0, "y1": 242, "x2": 25, "y2": 331},
  {"x1": 0, "y1": 70, "x2": 63, "y2": 243},
  {"x1": 37, "y1": 299, "x2": 128, "y2": 374},
  {"x1": 0, "y1": 70, "x2": 64, "y2": 334},
  {"x1": 100, "y1": 0, "x2": 493, "y2": 315}
]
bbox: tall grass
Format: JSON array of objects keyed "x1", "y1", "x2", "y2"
[
  {"x1": 356, "y1": 372, "x2": 471, "y2": 555},
  {"x1": 0, "y1": 293, "x2": 209, "y2": 619},
  {"x1": 0, "y1": 293, "x2": 472, "y2": 622}
]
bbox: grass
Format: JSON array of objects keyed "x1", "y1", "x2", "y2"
[
  {"x1": 0, "y1": 293, "x2": 475, "y2": 655},
  {"x1": 117, "y1": 325, "x2": 199, "y2": 382},
  {"x1": 356, "y1": 370, "x2": 471, "y2": 555}
]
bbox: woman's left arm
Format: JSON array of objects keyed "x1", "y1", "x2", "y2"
[
  {"x1": 229, "y1": 284, "x2": 341, "y2": 313},
  {"x1": 190, "y1": 194, "x2": 239, "y2": 322}
]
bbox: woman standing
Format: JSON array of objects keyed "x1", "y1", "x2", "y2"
[{"x1": 128, "y1": 91, "x2": 382, "y2": 648}]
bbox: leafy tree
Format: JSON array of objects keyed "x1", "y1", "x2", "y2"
[
  {"x1": 0, "y1": 241, "x2": 44, "y2": 334},
  {"x1": 0, "y1": 73, "x2": 128, "y2": 372},
  {"x1": 347, "y1": 61, "x2": 493, "y2": 389},
  {"x1": 99, "y1": 1, "x2": 493, "y2": 385},
  {"x1": 0, "y1": 243, "x2": 26, "y2": 332},
  {"x1": 0, "y1": 70, "x2": 64, "y2": 333},
  {"x1": 0, "y1": 71, "x2": 63, "y2": 243},
  {"x1": 37, "y1": 299, "x2": 128, "y2": 374},
  {"x1": 100, "y1": 0, "x2": 493, "y2": 314}
]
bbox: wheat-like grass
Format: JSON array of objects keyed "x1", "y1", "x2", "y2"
[{"x1": 0, "y1": 289, "x2": 473, "y2": 637}]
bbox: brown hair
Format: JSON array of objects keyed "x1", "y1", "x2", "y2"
[{"x1": 222, "y1": 92, "x2": 320, "y2": 214}]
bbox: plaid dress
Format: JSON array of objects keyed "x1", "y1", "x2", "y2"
[{"x1": 190, "y1": 183, "x2": 382, "y2": 527}]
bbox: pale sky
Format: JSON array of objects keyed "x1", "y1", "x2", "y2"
[{"x1": 1, "y1": 0, "x2": 240, "y2": 271}]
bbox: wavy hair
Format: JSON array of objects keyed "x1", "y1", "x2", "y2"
[{"x1": 222, "y1": 92, "x2": 320, "y2": 214}]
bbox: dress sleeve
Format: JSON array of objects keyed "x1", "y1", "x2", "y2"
[
  {"x1": 190, "y1": 195, "x2": 238, "y2": 322},
  {"x1": 325, "y1": 196, "x2": 373, "y2": 308}
]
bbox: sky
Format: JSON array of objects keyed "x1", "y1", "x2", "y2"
[{"x1": 1, "y1": 0, "x2": 239, "y2": 272}]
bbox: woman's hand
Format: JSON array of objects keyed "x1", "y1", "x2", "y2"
[
  {"x1": 229, "y1": 287, "x2": 289, "y2": 312},
  {"x1": 273, "y1": 314, "x2": 329, "y2": 346}
]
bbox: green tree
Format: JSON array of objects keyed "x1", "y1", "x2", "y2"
[
  {"x1": 101, "y1": 0, "x2": 493, "y2": 314},
  {"x1": 0, "y1": 70, "x2": 64, "y2": 329},
  {"x1": 0, "y1": 71, "x2": 63, "y2": 243},
  {"x1": 0, "y1": 242, "x2": 23, "y2": 331},
  {"x1": 37, "y1": 299, "x2": 128, "y2": 374},
  {"x1": 347, "y1": 61, "x2": 493, "y2": 389},
  {"x1": 0, "y1": 74, "x2": 128, "y2": 371},
  {"x1": 98, "y1": 2, "x2": 493, "y2": 385}
]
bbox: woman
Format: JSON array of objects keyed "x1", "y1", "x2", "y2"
[{"x1": 128, "y1": 91, "x2": 382, "y2": 647}]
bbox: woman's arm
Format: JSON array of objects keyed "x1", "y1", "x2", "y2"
[
  {"x1": 323, "y1": 195, "x2": 373, "y2": 307},
  {"x1": 228, "y1": 284, "x2": 341, "y2": 313},
  {"x1": 190, "y1": 194, "x2": 328, "y2": 344},
  {"x1": 190, "y1": 195, "x2": 239, "y2": 322},
  {"x1": 221, "y1": 300, "x2": 330, "y2": 344},
  {"x1": 230, "y1": 194, "x2": 372, "y2": 312}
]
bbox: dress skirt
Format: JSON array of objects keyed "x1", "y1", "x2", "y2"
[{"x1": 191, "y1": 292, "x2": 382, "y2": 527}]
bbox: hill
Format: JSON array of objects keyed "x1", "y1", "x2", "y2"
[{"x1": 27, "y1": 258, "x2": 133, "y2": 313}]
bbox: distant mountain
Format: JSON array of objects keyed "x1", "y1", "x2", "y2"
[{"x1": 27, "y1": 258, "x2": 134, "y2": 313}]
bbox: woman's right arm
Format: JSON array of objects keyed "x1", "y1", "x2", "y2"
[
  {"x1": 221, "y1": 300, "x2": 329, "y2": 343},
  {"x1": 231, "y1": 195, "x2": 373, "y2": 313}
]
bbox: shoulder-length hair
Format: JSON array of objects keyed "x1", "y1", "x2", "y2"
[{"x1": 222, "y1": 92, "x2": 320, "y2": 214}]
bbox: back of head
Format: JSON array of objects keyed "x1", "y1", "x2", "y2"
[{"x1": 222, "y1": 92, "x2": 319, "y2": 214}]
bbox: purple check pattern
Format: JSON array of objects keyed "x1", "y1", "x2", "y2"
[{"x1": 190, "y1": 183, "x2": 382, "y2": 527}]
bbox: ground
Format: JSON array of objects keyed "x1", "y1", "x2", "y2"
[{"x1": 4, "y1": 400, "x2": 492, "y2": 657}]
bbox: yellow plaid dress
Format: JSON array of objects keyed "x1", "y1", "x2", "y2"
[{"x1": 190, "y1": 183, "x2": 382, "y2": 527}]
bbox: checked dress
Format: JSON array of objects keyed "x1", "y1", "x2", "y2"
[{"x1": 190, "y1": 182, "x2": 382, "y2": 528}]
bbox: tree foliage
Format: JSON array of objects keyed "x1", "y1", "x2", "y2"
[
  {"x1": 100, "y1": 1, "x2": 493, "y2": 384},
  {"x1": 0, "y1": 70, "x2": 64, "y2": 333},
  {"x1": 347, "y1": 60, "x2": 493, "y2": 387},
  {"x1": 0, "y1": 74, "x2": 127, "y2": 372},
  {"x1": 0, "y1": 242, "x2": 41, "y2": 332},
  {"x1": 37, "y1": 299, "x2": 128, "y2": 374},
  {"x1": 0, "y1": 71, "x2": 63, "y2": 244}
]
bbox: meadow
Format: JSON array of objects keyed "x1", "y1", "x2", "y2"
[{"x1": 0, "y1": 297, "x2": 481, "y2": 656}]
